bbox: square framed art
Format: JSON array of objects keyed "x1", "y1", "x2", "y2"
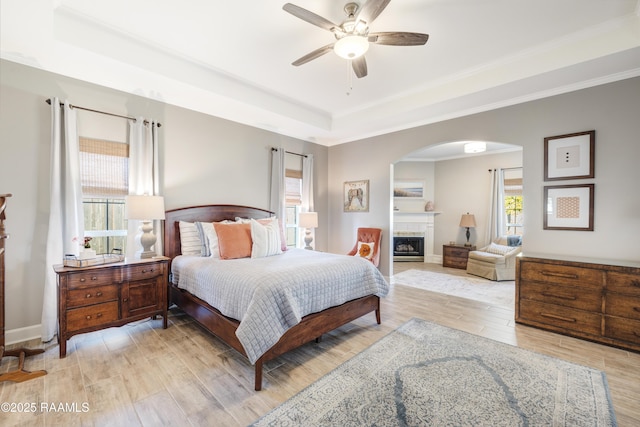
[
  {"x1": 543, "y1": 184, "x2": 594, "y2": 231},
  {"x1": 344, "y1": 180, "x2": 369, "y2": 212},
  {"x1": 544, "y1": 130, "x2": 595, "y2": 181}
]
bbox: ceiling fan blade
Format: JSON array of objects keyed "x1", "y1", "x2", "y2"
[
  {"x1": 283, "y1": 3, "x2": 337, "y2": 32},
  {"x1": 292, "y1": 43, "x2": 335, "y2": 66},
  {"x1": 368, "y1": 32, "x2": 429, "y2": 46},
  {"x1": 356, "y1": 0, "x2": 391, "y2": 26},
  {"x1": 352, "y1": 56, "x2": 368, "y2": 78}
]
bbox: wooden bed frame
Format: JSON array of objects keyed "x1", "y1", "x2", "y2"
[{"x1": 163, "y1": 204, "x2": 381, "y2": 390}]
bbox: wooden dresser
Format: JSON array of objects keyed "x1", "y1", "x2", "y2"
[
  {"x1": 55, "y1": 257, "x2": 169, "y2": 357},
  {"x1": 443, "y1": 244, "x2": 475, "y2": 269},
  {"x1": 516, "y1": 255, "x2": 640, "y2": 352}
]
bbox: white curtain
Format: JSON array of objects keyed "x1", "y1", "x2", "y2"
[
  {"x1": 301, "y1": 154, "x2": 314, "y2": 212},
  {"x1": 299, "y1": 154, "x2": 315, "y2": 248},
  {"x1": 41, "y1": 98, "x2": 84, "y2": 342},
  {"x1": 485, "y1": 168, "x2": 507, "y2": 245},
  {"x1": 269, "y1": 148, "x2": 286, "y2": 221},
  {"x1": 126, "y1": 118, "x2": 162, "y2": 259}
]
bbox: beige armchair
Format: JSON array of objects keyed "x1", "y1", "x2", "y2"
[{"x1": 466, "y1": 236, "x2": 522, "y2": 281}]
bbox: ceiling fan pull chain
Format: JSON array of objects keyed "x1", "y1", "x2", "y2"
[{"x1": 346, "y1": 60, "x2": 353, "y2": 96}]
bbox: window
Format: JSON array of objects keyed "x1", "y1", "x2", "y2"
[
  {"x1": 503, "y1": 168, "x2": 523, "y2": 236},
  {"x1": 79, "y1": 137, "x2": 129, "y2": 254},
  {"x1": 284, "y1": 169, "x2": 302, "y2": 247}
]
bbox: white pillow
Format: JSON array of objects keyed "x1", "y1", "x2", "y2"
[
  {"x1": 485, "y1": 242, "x2": 513, "y2": 255},
  {"x1": 355, "y1": 241, "x2": 375, "y2": 260},
  {"x1": 250, "y1": 218, "x2": 283, "y2": 258},
  {"x1": 178, "y1": 221, "x2": 202, "y2": 256}
]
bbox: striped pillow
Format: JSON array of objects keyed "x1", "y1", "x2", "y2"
[
  {"x1": 250, "y1": 218, "x2": 283, "y2": 258},
  {"x1": 178, "y1": 221, "x2": 202, "y2": 256}
]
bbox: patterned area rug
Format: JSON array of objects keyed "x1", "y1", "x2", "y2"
[
  {"x1": 392, "y1": 269, "x2": 515, "y2": 308},
  {"x1": 252, "y1": 318, "x2": 617, "y2": 427}
]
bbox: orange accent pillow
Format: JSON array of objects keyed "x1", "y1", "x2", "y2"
[{"x1": 213, "y1": 222, "x2": 252, "y2": 259}]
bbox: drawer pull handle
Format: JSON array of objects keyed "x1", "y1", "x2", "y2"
[
  {"x1": 541, "y1": 292, "x2": 576, "y2": 301},
  {"x1": 541, "y1": 270, "x2": 579, "y2": 280},
  {"x1": 142, "y1": 269, "x2": 154, "y2": 273},
  {"x1": 85, "y1": 315, "x2": 91, "y2": 320},
  {"x1": 80, "y1": 278, "x2": 85, "y2": 282},
  {"x1": 96, "y1": 313, "x2": 102, "y2": 318},
  {"x1": 91, "y1": 276, "x2": 97, "y2": 281},
  {"x1": 96, "y1": 291, "x2": 102, "y2": 297},
  {"x1": 123, "y1": 298, "x2": 128, "y2": 302},
  {"x1": 540, "y1": 312, "x2": 576, "y2": 323},
  {"x1": 86, "y1": 293, "x2": 92, "y2": 298}
]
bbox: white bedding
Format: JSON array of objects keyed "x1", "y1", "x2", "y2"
[{"x1": 171, "y1": 248, "x2": 389, "y2": 364}]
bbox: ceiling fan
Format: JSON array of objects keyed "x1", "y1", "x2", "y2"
[{"x1": 283, "y1": 0, "x2": 429, "y2": 78}]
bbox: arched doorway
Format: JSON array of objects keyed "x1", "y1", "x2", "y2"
[{"x1": 390, "y1": 140, "x2": 523, "y2": 277}]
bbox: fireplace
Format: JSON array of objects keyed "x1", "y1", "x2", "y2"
[{"x1": 393, "y1": 235, "x2": 425, "y2": 262}]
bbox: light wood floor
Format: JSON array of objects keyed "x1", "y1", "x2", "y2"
[{"x1": 2, "y1": 262, "x2": 639, "y2": 426}]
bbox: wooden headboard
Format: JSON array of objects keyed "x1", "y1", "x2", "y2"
[{"x1": 163, "y1": 204, "x2": 274, "y2": 261}]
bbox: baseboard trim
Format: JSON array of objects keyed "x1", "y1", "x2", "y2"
[{"x1": 5, "y1": 324, "x2": 42, "y2": 346}]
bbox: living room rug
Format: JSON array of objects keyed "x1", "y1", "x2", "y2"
[
  {"x1": 251, "y1": 318, "x2": 616, "y2": 427},
  {"x1": 392, "y1": 269, "x2": 515, "y2": 309}
]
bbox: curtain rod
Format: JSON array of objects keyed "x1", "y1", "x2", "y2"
[
  {"x1": 488, "y1": 167, "x2": 522, "y2": 172},
  {"x1": 45, "y1": 99, "x2": 161, "y2": 127},
  {"x1": 271, "y1": 147, "x2": 307, "y2": 158}
]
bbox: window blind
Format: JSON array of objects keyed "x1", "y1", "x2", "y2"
[{"x1": 79, "y1": 137, "x2": 129, "y2": 197}]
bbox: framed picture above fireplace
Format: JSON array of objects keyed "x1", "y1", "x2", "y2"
[{"x1": 394, "y1": 180, "x2": 424, "y2": 199}]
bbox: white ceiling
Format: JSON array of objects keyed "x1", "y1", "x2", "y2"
[{"x1": 1, "y1": 0, "x2": 639, "y2": 151}]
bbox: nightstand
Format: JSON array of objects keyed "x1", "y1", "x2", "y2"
[
  {"x1": 54, "y1": 257, "x2": 169, "y2": 357},
  {"x1": 443, "y1": 245, "x2": 476, "y2": 269}
]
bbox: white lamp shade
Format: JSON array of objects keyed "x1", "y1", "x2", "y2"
[
  {"x1": 334, "y1": 35, "x2": 369, "y2": 59},
  {"x1": 125, "y1": 195, "x2": 165, "y2": 220},
  {"x1": 298, "y1": 212, "x2": 318, "y2": 228}
]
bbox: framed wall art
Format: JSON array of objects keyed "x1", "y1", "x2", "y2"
[
  {"x1": 544, "y1": 130, "x2": 595, "y2": 181},
  {"x1": 543, "y1": 184, "x2": 594, "y2": 231},
  {"x1": 393, "y1": 180, "x2": 425, "y2": 199},
  {"x1": 344, "y1": 180, "x2": 369, "y2": 212}
]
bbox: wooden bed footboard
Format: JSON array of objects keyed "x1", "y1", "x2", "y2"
[{"x1": 170, "y1": 283, "x2": 380, "y2": 390}]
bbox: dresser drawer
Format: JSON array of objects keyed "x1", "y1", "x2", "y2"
[
  {"x1": 444, "y1": 247, "x2": 469, "y2": 258},
  {"x1": 519, "y1": 262, "x2": 602, "y2": 288},
  {"x1": 606, "y1": 271, "x2": 640, "y2": 296},
  {"x1": 124, "y1": 263, "x2": 163, "y2": 280},
  {"x1": 66, "y1": 301, "x2": 119, "y2": 332},
  {"x1": 519, "y1": 281, "x2": 602, "y2": 311},
  {"x1": 67, "y1": 285, "x2": 118, "y2": 309},
  {"x1": 519, "y1": 300, "x2": 602, "y2": 335},
  {"x1": 444, "y1": 257, "x2": 468, "y2": 268},
  {"x1": 604, "y1": 316, "x2": 640, "y2": 344},
  {"x1": 67, "y1": 270, "x2": 115, "y2": 289},
  {"x1": 605, "y1": 293, "x2": 640, "y2": 320}
]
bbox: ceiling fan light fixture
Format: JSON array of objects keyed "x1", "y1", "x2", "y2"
[
  {"x1": 464, "y1": 142, "x2": 486, "y2": 154},
  {"x1": 334, "y1": 35, "x2": 369, "y2": 59}
]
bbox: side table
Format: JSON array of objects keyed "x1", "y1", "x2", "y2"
[{"x1": 443, "y1": 244, "x2": 476, "y2": 269}]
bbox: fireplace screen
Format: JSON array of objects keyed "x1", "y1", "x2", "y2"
[{"x1": 393, "y1": 236, "x2": 425, "y2": 258}]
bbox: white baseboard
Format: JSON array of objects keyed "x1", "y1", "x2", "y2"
[
  {"x1": 425, "y1": 255, "x2": 442, "y2": 264},
  {"x1": 5, "y1": 324, "x2": 42, "y2": 346}
]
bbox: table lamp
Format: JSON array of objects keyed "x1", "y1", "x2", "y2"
[
  {"x1": 125, "y1": 195, "x2": 165, "y2": 258},
  {"x1": 298, "y1": 212, "x2": 318, "y2": 250},
  {"x1": 459, "y1": 213, "x2": 476, "y2": 247}
]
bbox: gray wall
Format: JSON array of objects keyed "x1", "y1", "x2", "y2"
[{"x1": 328, "y1": 77, "x2": 640, "y2": 275}]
